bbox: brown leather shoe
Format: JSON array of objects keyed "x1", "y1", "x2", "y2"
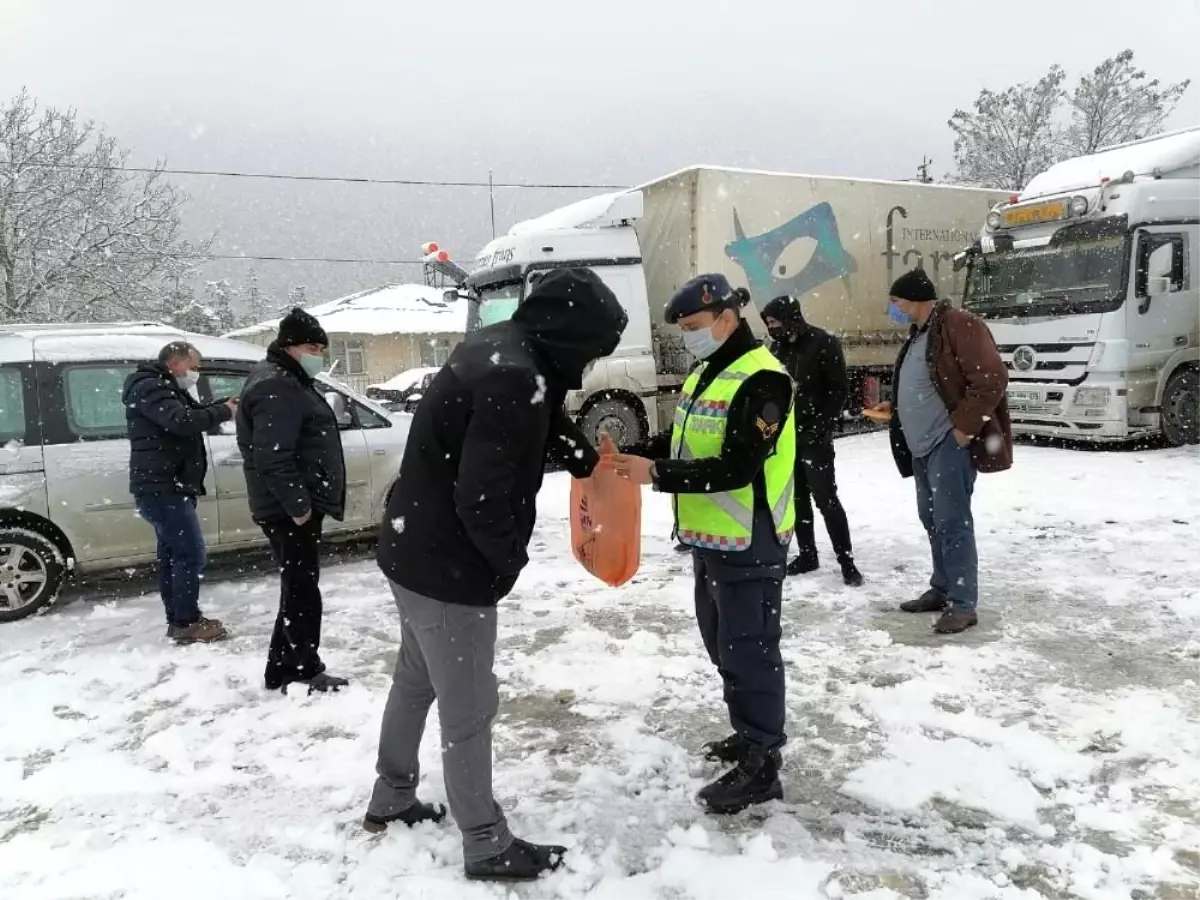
[
  {"x1": 169, "y1": 617, "x2": 229, "y2": 644},
  {"x1": 899, "y1": 589, "x2": 948, "y2": 613},
  {"x1": 933, "y1": 609, "x2": 978, "y2": 634}
]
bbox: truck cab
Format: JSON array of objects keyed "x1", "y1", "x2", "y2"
[
  {"x1": 961, "y1": 128, "x2": 1199, "y2": 446},
  {"x1": 459, "y1": 190, "x2": 665, "y2": 445}
]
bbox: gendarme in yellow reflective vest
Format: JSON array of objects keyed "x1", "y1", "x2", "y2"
[{"x1": 670, "y1": 345, "x2": 796, "y2": 552}]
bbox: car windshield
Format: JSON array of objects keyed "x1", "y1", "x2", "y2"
[
  {"x1": 466, "y1": 281, "x2": 522, "y2": 333},
  {"x1": 315, "y1": 373, "x2": 392, "y2": 419},
  {"x1": 964, "y1": 235, "x2": 1126, "y2": 318}
]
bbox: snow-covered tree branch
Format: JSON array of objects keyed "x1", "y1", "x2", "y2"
[
  {"x1": 948, "y1": 50, "x2": 1193, "y2": 190},
  {"x1": 0, "y1": 89, "x2": 212, "y2": 324}
]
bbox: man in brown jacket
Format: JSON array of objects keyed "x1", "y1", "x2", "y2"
[{"x1": 869, "y1": 269, "x2": 1012, "y2": 634}]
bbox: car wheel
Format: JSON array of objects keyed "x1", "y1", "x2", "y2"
[
  {"x1": 0, "y1": 527, "x2": 67, "y2": 623},
  {"x1": 1161, "y1": 367, "x2": 1199, "y2": 447},
  {"x1": 580, "y1": 399, "x2": 644, "y2": 447}
]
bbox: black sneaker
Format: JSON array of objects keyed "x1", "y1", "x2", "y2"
[
  {"x1": 840, "y1": 561, "x2": 864, "y2": 587},
  {"x1": 363, "y1": 800, "x2": 447, "y2": 834},
  {"x1": 899, "y1": 588, "x2": 949, "y2": 613},
  {"x1": 786, "y1": 553, "x2": 819, "y2": 576},
  {"x1": 281, "y1": 672, "x2": 350, "y2": 695},
  {"x1": 702, "y1": 734, "x2": 782, "y2": 768},
  {"x1": 464, "y1": 837, "x2": 568, "y2": 882},
  {"x1": 697, "y1": 750, "x2": 783, "y2": 815}
]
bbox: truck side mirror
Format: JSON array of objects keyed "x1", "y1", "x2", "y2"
[
  {"x1": 1147, "y1": 276, "x2": 1173, "y2": 297},
  {"x1": 443, "y1": 289, "x2": 460, "y2": 304}
]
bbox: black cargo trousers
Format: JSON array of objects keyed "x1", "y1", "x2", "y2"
[{"x1": 689, "y1": 509, "x2": 787, "y2": 752}]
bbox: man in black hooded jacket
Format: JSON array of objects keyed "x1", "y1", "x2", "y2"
[
  {"x1": 762, "y1": 295, "x2": 863, "y2": 586},
  {"x1": 366, "y1": 268, "x2": 627, "y2": 882}
]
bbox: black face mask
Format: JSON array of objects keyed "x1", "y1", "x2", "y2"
[{"x1": 767, "y1": 326, "x2": 788, "y2": 343}]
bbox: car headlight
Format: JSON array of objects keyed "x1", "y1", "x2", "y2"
[{"x1": 1074, "y1": 387, "x2": 1111, "y2": 407}]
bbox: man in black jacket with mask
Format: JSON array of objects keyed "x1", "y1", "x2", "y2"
[
  {"x1": 365, "y1": 268, "x2": 627, "y2": 882},
  {"x1": 237, "y1": 308, "x2": 348, "y2": 695},
  {"x1": 762, "y1": 295, "x2": 863, "y2": 586}
]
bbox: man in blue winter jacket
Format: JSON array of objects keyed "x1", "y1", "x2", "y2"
[{"x1": 124, "y1": 341, "x2": 237, "y2": 644}]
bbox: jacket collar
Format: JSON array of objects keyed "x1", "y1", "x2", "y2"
[{"x1": 267, "y1": 341, "x2": 314, "y2": 386}]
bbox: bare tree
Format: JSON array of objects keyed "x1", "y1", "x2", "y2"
[
  {"x1": 1067, "y1": 50, "x2": 1192, "y2": 155},
  {"x1": 0, "y1": 89, "x2": 211, "y2": 324},
  {"x1": 948, "y1": 66, "x2": 1067, "y2": 190}
]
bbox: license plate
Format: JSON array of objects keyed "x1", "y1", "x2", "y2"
[
  {"x1": 1002, "y1": 200, "x2": 1067, "y2": 227},
  {"x1": 1009, "y1": 390, "x2": 1040, "y2": 402}
]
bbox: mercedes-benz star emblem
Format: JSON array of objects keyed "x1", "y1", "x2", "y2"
[{"x1": 1012, "y1": 345, "x2": 1037, "y2": 372}]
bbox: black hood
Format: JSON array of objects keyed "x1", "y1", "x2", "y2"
[
  {"x1": 762, "y1": 295, "x2": 809, "y2": 341},
  {"x1": 511, "y1": 268, "x2": 628, "y2": 389}
]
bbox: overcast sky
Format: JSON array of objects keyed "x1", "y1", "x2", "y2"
[{"x1": 3, "y1": 0, "x2": 1199, "y2": 307}]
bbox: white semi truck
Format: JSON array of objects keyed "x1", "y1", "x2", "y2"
[
  {"x1": 440, "y1": 166, "x2": 1006, "y2": 444},
  {"x1": 957, "y1": 127, "x2": 1199, "y2": 446}
]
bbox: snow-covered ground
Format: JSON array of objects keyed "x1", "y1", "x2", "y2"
[{"x1": 2, "y1": 435, "x2": 1199, "y2": 900}]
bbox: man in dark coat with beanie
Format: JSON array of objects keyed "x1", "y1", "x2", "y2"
[
  {"x1": 761, "y1": 295, "x2": 862, "y2": 586},
  {"x1": 364, "y1": 268, "x2": 627, "y2": 881},
  {"x1": 237, "y1": 307, "x2": 348, "y2": 692},
  {"x1": 868, "y1": 269, "x2": 1012, "y2": 635}
]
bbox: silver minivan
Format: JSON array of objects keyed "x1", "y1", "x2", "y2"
[{"x1": 0, "y1": 322, "x2": 411, "y2": 622}]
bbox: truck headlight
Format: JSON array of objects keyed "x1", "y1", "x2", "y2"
[
  {"x1": 1074, "y1": 387, "x2": 1111, "y2": 407},
  {"x1": 985, "y1": 211, "x2": 1003, "y2": 230},
  {"x1": 1069, "y1": 195, "x2": 1089, "y2": 216}
]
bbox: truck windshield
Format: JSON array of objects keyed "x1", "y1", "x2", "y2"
[
  {"x1": 465, "y1": 282, "x2": 522, "y2": 333},
  {"x1": 964, "y1": 235, "x2": 1127, "y2": 318}
]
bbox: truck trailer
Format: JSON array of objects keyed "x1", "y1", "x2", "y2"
[
  {"x1": 958, "y1": 127, "x2": 1199, "y2": 446},
  {"x1": 451, "y1": 166, "x2": 1007, "y2": 444}
]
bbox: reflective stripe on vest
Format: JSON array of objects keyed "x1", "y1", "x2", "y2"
[{"x1": 670, "y1": 345, "x2": 796, "y2": 551}]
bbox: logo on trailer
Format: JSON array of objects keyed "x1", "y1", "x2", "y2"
[{"x1": 1012, "y1": 346, "x2": 1037, "y2": 372}]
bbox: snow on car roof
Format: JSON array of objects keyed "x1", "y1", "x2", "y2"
[
  {"x1": 1021, "y1": 127, "x2": 1200, "y2": 200},
  {"x1": 225, "y1": 283, "x2": 466, "y2": 339},
  {"x1": 369, "y1": 366, "x2": 442, "y2": 391},
  {"x1": 0, "y1": 322, "x2": 266, "y2": 363}
]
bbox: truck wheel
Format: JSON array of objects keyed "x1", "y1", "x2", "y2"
[
  {"x1": 580, "y1": 399, "x2": 644, "y2": 447},
  {"x1": 1161, "y1": 367, "x2": 1199, "y2": 447},
  {"x1": 0, "y1": 527, "x2": 66, "y2": 623}
]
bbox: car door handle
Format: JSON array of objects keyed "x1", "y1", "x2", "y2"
[
  {"x1": 372, "y1": 449, "x2": 386, "y2": 456},
  {"x1": 219, "y1": 455, "x2": 244, "y2": 467}
]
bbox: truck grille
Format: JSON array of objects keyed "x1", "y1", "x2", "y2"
[{"x1": 996, "y1": 342, "x2": 1094, "y2": 383}]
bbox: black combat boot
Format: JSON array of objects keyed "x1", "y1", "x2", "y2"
[
  {"x1": 362, "y1": 800, "x2": 447, "y2": 834},
  {"x1": 702, "y1": 734, "x2": 782, "y2": 768},
  {"x1": 464, "y1": 837, "x2": 568, "y2": 882},
  {"x1": 697, "y1": 749, "x2": 783, "y2": 814}
]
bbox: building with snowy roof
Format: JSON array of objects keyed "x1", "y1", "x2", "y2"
[{"x1": 225, "y1": 283, "x2": 466, "y2": 392}]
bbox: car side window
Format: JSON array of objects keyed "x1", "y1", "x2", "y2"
[
  {"x1": 354, "y1": 401, "x2": 389, "y2": 430},
  {"x1": 0, "y1": 367, "x2": 26, "y2": 443},
  {"x1": 205, "y1": 373, "x2": 248, "y2": 400},
  {"x1": 64, "y1": 365, "x2": 136, "y2": 438}
]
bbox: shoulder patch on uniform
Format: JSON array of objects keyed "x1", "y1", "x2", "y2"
[{"x1": 756, "y1": 399, "x2": 782, "y2": 439}]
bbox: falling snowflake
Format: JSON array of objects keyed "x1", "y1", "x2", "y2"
[
  {"x1": 390, "y1": 517, "x2": 406, "y2": 534},
  {"x1": 489, "y1": 352, "x2": 501, "y2": 365},
  {"x1": 531, "y1": 374, "x2": 547, "y2": 405}
]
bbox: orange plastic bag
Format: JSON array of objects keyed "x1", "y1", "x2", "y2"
[{"x1": 570, "y1": 468, "x2": 642, "y2": 587}]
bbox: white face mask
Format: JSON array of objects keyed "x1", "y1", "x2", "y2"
[{"x1": 175, "y1": 370, "x2": 200, "y2": 390}]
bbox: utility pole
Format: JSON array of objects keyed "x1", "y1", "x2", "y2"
[
  {"x1": 488, "y1": 169, "x2": 496, "y2": 239},
  {"x1": 917, "y1": 157, "x2": 934, "y2": 184}
]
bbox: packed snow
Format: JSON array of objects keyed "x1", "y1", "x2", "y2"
[
  {"x1": 1021, "y1": 126, "x2": 1200, "y2": 199},
  {"x1": 225, "y1": 284, "x2": 466, "y2": 339},
  {"x1": 2, "y1": 435, "x2": 1199, "y2": 900}
]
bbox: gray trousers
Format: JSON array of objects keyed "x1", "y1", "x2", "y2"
[{"x1": 368, "y1": 582, "x2": 513, "y2": 863}]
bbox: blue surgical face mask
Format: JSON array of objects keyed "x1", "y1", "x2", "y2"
[
  {"x1": 299, "y1": 353, "x2": 326, "y2": 377},
  {"x1": 682, "y1": 326, "x2": 726, "y2": 360},
  {"x1": 887, "y1": 301, "x2": 912, "y2": 326}
]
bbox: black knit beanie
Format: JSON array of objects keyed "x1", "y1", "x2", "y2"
[
  {"x1": 276, "y1": 307, "x2": 329, "y2": 348},
  {"x1": 889, "y1": 268, "x2": 938, "y2": 303}
]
